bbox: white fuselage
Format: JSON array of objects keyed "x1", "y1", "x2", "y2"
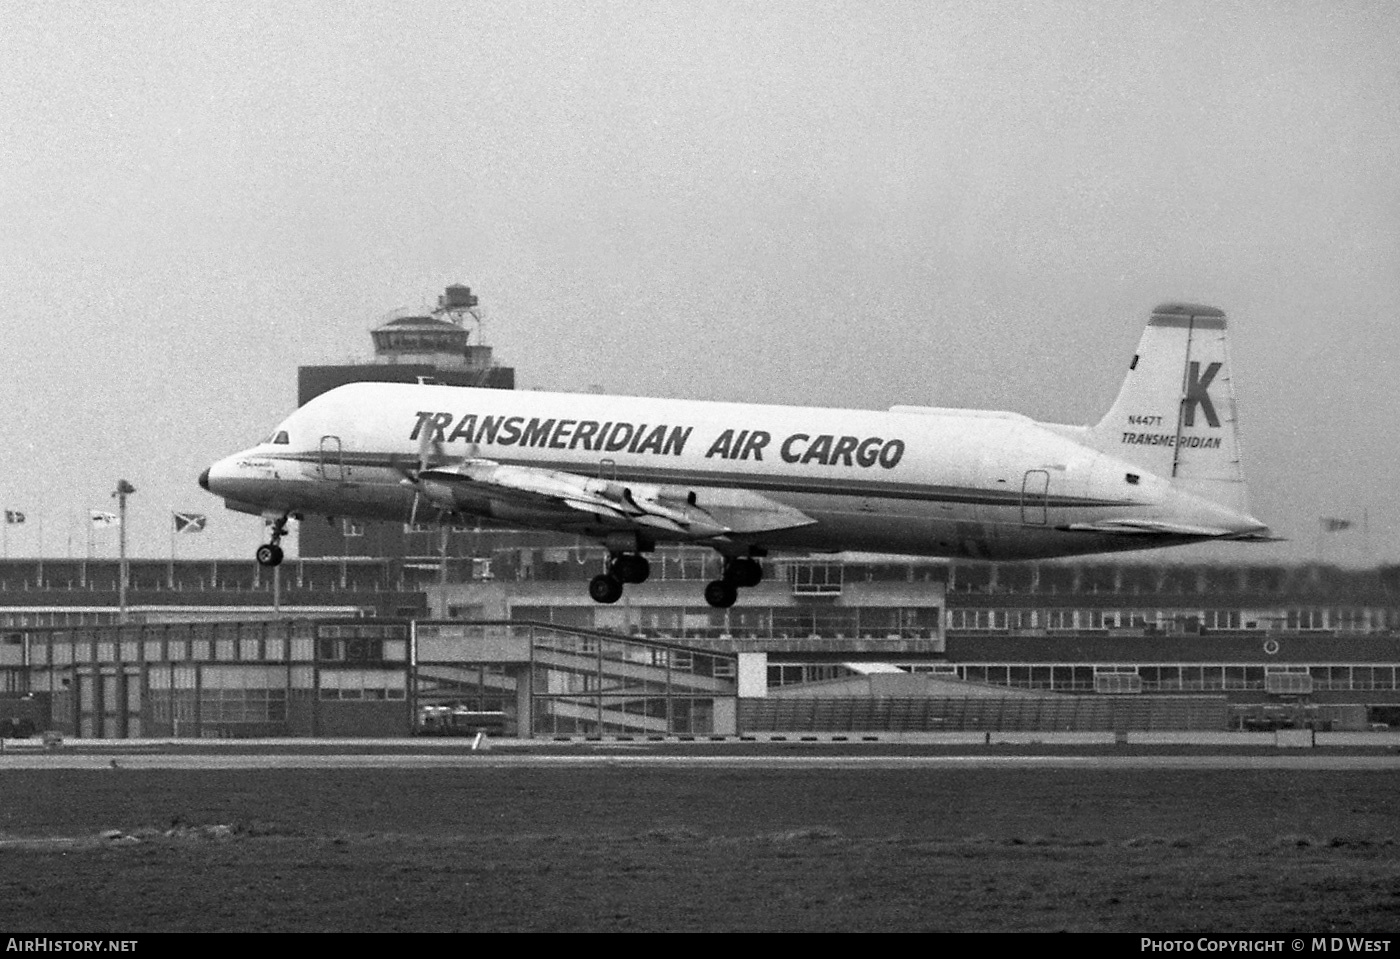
[{"x1": 202, "y1": 382, "x2": 1263, "y2": 560}]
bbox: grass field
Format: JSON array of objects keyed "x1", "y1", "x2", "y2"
[{"x1": 2, "y1": 757, "x2": 1399, "y2": 932}]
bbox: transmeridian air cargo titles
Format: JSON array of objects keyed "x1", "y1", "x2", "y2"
[{"x1": 201, "y1": 303, "x2": 1272, "y2": 608}]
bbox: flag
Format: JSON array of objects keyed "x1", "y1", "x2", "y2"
[
  {"x1": 4, "y1": 510, "x2": 23, "y2": 524},
  {"x1": 173, "y1": 512, "x2": 206, "y2": 533},
  {"x1": 90, "y1": 510, "x2": 120, "y2": 528},
  {"x1": 1321, "y1": 517, "x2": 1354, "y2": 533}
]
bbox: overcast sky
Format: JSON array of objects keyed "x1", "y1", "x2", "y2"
[{"x1": 2, "y1": 1, "x2": 1397, "y2": 567}]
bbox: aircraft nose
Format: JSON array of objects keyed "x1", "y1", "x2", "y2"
[{"x1": 198, "y1": 467, "x2": 211, "y2": 491}]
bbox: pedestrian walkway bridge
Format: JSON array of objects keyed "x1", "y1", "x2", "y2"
[{"x1": 741, "y1": 694, "x2": 1229, "y2": 733}]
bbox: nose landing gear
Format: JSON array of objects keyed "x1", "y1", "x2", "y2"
[{"x1": 255, "y1": 514, "x2": 290, "y2": 568}]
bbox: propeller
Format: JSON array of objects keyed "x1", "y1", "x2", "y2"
[
  {"x1": 397, "y1": 427, "x2": 475, "y2": 526},
  {"x1": 397, "y1": 427, "x2": 443, "y2": 527}
]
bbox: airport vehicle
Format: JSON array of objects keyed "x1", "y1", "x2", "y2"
[
  {"x1": 416, "y1": 705, "x2": 508, "y2": 736},
  {"x1": 201, "y1": 303, "x2": 1271, "y2": 608}
]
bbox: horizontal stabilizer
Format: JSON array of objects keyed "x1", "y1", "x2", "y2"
[
  {"x1": 1219, "y1": 529, "x2": 1287, "y2": 543},
  {"x1": 1057, "y1": 519, "x2": 1276, "y2": 540}
]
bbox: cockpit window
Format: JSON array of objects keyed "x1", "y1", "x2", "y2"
[{"x1": 264, "y1": 430, "x2": 290, "y2": 445}]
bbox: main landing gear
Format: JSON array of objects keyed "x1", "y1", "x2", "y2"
[
  {"x1": 255, "y1": 514, "x2": 290, "y2": 568},
  {"x1": 702, "y1": 556, "x2": 763, "y2": 609},
  {"x1": 586, "y1": 552, "x2": 764, "y2": 609},
  {"x1": 588, "y1": 553, "x2": 651, "y2": 604}
]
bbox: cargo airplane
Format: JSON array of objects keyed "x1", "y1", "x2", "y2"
[{"x1": 201, "y1": 303, "x2": 1272, "y2": 608}]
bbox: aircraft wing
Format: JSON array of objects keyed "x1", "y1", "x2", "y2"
[
  {"x1": 416, "y1": 460, "x2": 813, "y2": 541},
  {"x1": 678, "y1": 486, "x2": 816, "y2": 535}
]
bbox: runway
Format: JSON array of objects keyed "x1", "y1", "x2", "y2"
[
  {"x1": 4, "y1": 750, "x2": 1400, "y2": 770},
  {"x1": 5, "y1": 740, "x2": 1398, "y2": 933}
]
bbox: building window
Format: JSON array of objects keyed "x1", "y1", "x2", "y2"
[
  {"x1": 316, "y1": 638, "x2": 384, "y2": 662},
  {"x1": 1204, "y1": 610, "x2": 1241, "y2": 630},
  {"x1": 343, "y1": 520, "x2": 364, "y2": 538},
  {"x1": 790, "y1": 563, "x2": 843, "y2": 595},
  {"x1": 1285, "y1": 609, "x2": 1324, "y2": 631}
]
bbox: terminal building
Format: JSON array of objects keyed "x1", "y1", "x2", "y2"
[
  {"x1": 2, "y1": 285, "x2": 1398, "y2": 739},
  {"x1": 3, "y1": 553, "x2": 1398, "y2": 739}
]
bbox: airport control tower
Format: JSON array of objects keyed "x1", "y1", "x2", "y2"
[
  {"x1": 298, "y1": 284, "x2": 516, "y2": 559},
  {"x1": 298, "y1": 284, "x2": 514, "y2": 406}
]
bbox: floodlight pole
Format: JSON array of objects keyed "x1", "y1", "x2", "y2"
[
  {"x1": 113, "y1": 480, "x2": 136, "y2": 623},
  {"x1": 439, "y1": 525, "x2": 449, "y2": 619}
]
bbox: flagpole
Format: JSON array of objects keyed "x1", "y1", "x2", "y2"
[
  {"x1": 37, "y1": 485, "x2": 45, "y2": 586},
  {"x1": 119, "y1": 499, "x2": 128, "y2": 623}
]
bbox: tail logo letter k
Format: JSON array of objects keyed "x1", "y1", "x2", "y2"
[{"x1": 1183, "y1": 361, "x2": 1222, "y2": 428}]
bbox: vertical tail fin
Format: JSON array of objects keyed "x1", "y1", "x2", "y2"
[{"x1": 1086, "y1": 303, "x2": 1250, "y2": 514}]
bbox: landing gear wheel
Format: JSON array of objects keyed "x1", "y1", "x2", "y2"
[
  {"x1": 612, "y1": 554, "x2": 651, "y2": 584},
  {"x1": 724, "y1": 557, "x2": 763, "y2": 588},
  {"x1": 588, "y1": 573, "x2": 624, "y2": 604},
  {"x1": 257, "y1": 513, "x2": 290, "y2": 567},
  {"x1": 703, "y1": 579, "x2": 738, "y2": 609}
]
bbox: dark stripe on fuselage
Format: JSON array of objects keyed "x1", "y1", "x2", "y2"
[{"x1": 267, "y1": 451, "x2": 1139, "y2": 510}]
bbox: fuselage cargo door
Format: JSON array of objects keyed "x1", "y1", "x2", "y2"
[
  {"x1": 1021, "y1": 470, "x2": 1049, "y2": 525},
  {"x1": 319, "y1": 435, "x2": 346, "y2": 483}
]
